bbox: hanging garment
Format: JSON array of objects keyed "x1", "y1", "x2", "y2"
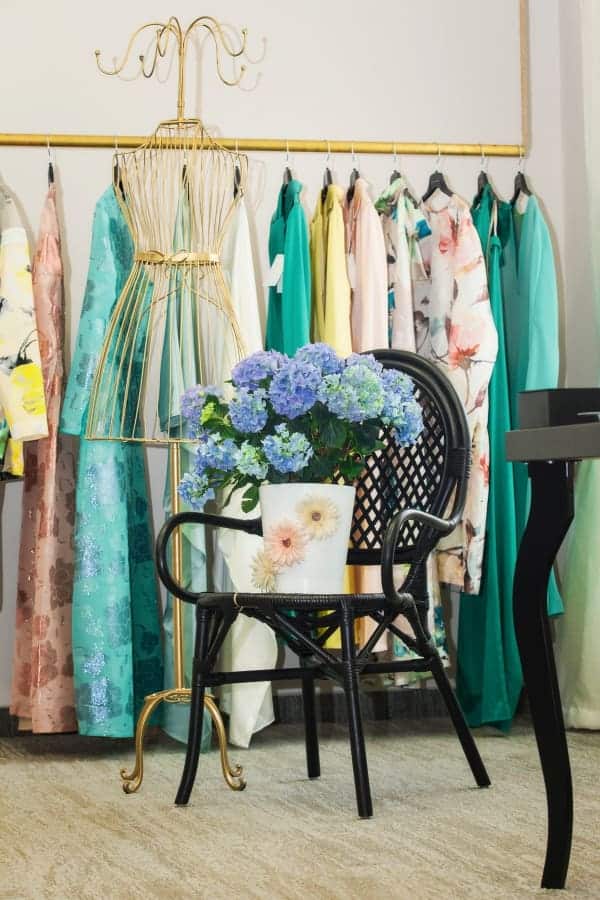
[
  {"x1": 344, "y1": 178, "x2": 389, "y2": 649},
  {"x1": 218, "y1": 196, "x2": 277, "y2": 749},
  {"x1": 375, "y1": 177, "x2": 430, "y2": 350},
  {"x1": 456, "y1": 185, "x2": 522, "y2": 730},
  {"x1": 0, "y1": 190, "x2": 48, "y2": 477},
  {"x1": 158, "y1": 182, "x2": 211, "y2": 747},
  {"x1": 310, "y1": 184, "x2": 352, "y2": 355},
  {"x1": 60, "y1": 187, "x2": 163, "y2": 737},
  {"x1": 10, "y1": 184, "x2": 77, "y2": 733},
  {"x1": 414, "y1": 190, "x2": 498, "y2": 594},
  {"x1": 344, "y1": 177, "x2": 388, "y2": 352},
  {"x1": 556, "y1": 461, "x2": 600, "y2": 727},
  {"x1": 265, "y1": 180, "x2": 311, "y2": 356},
  {"x1": 502, "y1": 195, "x2": 563, "y2": 616}
]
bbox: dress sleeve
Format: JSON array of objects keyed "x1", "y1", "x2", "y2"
[{"x1": 60, "y1": 192, "x2": 131, "y2": 436}]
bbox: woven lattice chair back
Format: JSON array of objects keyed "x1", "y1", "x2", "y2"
[{"x1": 346, "y1": 350, "x2": 470, "y2": 568}]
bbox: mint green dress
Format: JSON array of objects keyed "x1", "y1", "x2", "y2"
[
  {"x1": 457, "y1": 186, "x2": 521, "y2": 729},
  {"x1": 266, "y1": 180, "x2": 311, "y2": 355},
  {"x1": 60, "y1": 187, "x2": 163, "y2": 737},
  {"x1": 504, "y1": 196, "x2": 563, "y2": 617}
]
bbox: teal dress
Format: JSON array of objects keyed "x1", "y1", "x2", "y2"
[
  {"x1": 60, "y1": 187, "x2": 163, "y2": 737},
  {"x1": 503, "y1": 196, "x2": 563, "y2": 618},
  {"x1": 457, "y1": 186, "x2": 521, "y2": 729},
  {"x1": 265, "y1": 180, "x2": 311, "y2": 355}
]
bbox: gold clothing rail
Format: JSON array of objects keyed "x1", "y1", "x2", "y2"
[{"x1": 0, "y1": 133, "x2": 525, "y2": 156}]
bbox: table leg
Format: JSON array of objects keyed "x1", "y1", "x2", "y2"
[{"x1": 513, "y1": 460, "x2": 574, "y2": 889}]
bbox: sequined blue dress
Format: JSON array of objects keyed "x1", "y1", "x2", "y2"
[{"x1": 60, "y1": 187, "x2": 163, "y2": 737}]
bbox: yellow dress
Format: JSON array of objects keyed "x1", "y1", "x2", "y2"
[
  {"x1": 310, "y1": 184, "x2": 352, "y2": 354},
  {"x1": 310, "y1": 184, "x2": 355, "y2": 645},
  {"x1": 0, "y1": 192, "x2": 48, "y2": 477}
]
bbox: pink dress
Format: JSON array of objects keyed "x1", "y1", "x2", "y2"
[{"x1": 10, "y1": 185, "x2": 77, "y2": 733}]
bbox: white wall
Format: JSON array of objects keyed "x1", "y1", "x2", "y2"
[{"x1": 0, "y1": 0, "x2": 572, "y2": 705}]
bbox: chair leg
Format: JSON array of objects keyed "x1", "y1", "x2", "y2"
[
  {"x1": 429, "y1": 654, "x2": 491, "y2": 788},
  {"x1": 300, "y1": 658, "x2": 320, "y2": 779},
  {"x1": 175, "y1": 607, "x2": 212, "y2": 806},
  {"x1": 340, "y1": 605, "x2": 373, "y2": 818}
]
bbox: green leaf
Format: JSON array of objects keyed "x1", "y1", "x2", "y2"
[
  {"x1": 353, "y1": 423, "x2": 381, "y2": 454},
  {"x1": 320, "y1": 417, "x2": 347, "y2": 449},
  {"x1": 241, "y1": 483, "x2": 260, "y2": 513}
]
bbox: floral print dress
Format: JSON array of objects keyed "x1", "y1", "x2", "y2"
[
  {"x1": 10, "y1": 184, "x2": 77, "y2": 733},
  {"x1": 414, "y1": 191, "x2": 497, "y2": 594},
  {"x1": 60, "y1": 187, "x2": 163, "y2": 737}
]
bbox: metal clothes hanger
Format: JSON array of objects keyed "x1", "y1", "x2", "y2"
[
  {"x1": 346, "y1": 144, "x2": 360, "y2": 203},
  {"x1": 233, "y1": 138, "x2": 242, "y2": 198},
  {"x1": 321, "y1": 141, "x2": 333, "y2": 203},
  {"x1": 422, "y1": 144, "x2": 452, "y2": 201},
  {"x1": 389, "y1": 142, "x2": 401, "y2": 184},
  {"x1": 282, "y1": 139, "x2": 292, "y2": 186},
  {"x1": 46, "y1": 137, "x2": 54, "y2": 186},
  {"x1": 474, "y1": 145, "x2": 495, "y2": 206},
  {"x1": 113, "y1": 136, "x2": 125, "y2": 199},
  {"x1": 511, "y1": 147, "x2": 531, "y2": 204}
]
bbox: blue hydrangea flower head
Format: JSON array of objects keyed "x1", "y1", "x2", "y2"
[
  {"x1": 229, "y1": 387, "x2": 268, "y2": 434},
  {"x1": 231, "y1": 350, "x2": 286, "y2": 389},
  {"x1": 194, "y1": 434, "x2": 238, "y2": 475},
  {"x1": 262, "y1": 424, "x2": 314, "y2": 473},
  {"x1": 345, "y1": 353, "x2": 384, "y2": 376},
  {"x1": 268, "y1": 359, "x2": 321, "y2": 419},
  {"x1": 178, "y1": 472, "x2": 216, "y2": 510},
  {"x1": 181, "y1": 384, "x2": 223, "y2": 432},
  {"x1": 236, "y1": 441, "x2": 269, "y2": 480},
  {"x1": 294, "y1": 343, "x2": 344, "y2": 375},
  {"x1": 317, "y1": 364, "x2": 385, "y2": 422}
]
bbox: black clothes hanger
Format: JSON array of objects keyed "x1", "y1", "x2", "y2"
[
  {"x1": 422, "y1": 147, "x2": 452, "y2": 202},
  {"x1": 422, "y1": 168, "x2": 452, "y2": 202},
  {"x1": 511, "y1": 170, "x2": 532, "y2": 205},
  {"x1": 233, "y1": 163, "x2": 242, "y2": 199},
  {"x1": 46, "y1": 140, "x2": 54, "y2": 186},
  {"x1": 283, "y1": 165, "x2": 292, "y2": 186},
  {"x1": 321, "y1": 166, "x2": 332, "y2": 203}
]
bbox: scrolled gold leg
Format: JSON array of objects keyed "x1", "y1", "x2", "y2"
[
  {"x1": 204, "y1": 695, "x2": 246, "y2": 791},
  {"x1": 120, "y1": 689, "x2": 245, "y2": 793}
]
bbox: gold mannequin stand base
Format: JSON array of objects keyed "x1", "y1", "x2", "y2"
[{"x1": 120, "y1": 689, "x2": 246, "y2": 794}]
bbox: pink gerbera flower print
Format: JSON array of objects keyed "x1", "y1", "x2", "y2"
[{"x1": 264, "y1": 520, "x2": 308, "y2": 567}]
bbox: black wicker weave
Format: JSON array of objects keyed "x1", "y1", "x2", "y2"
[{"x1": 156, "y1": 349, "x2": 491, "y2": 816}]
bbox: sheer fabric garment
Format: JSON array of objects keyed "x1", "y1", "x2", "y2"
[{"x1": 10, "y1": 184, "x2": 77, "y2": 732}]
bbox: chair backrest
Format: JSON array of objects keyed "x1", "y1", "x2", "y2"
[{"x1": 346, "y1": 349, "x2": 470, "y2": 567}]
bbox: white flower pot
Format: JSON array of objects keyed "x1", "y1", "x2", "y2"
[{"x1": 253, "y1": 483, "x2": 356, "y2": 594}]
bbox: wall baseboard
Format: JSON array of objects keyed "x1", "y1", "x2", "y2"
[
  {"x1": 0, "y1": 688, "x2": 448, "y2": 737},
  {"x1": 0, "y1": 707, "x2": 18, "y2": 737}
]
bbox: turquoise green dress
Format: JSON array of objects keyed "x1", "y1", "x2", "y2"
[
  {"x1": 266, "y1": 180, "x2": 311, "y2": 355},
  {"x1": 457, "y1": 186, "x2": 521, "y2": 730},
  {"x1": 504, "y1": 196, "x2": 563, "y2": 618},
  {"x1": 457, "y1": 188, "x2": 563, "y2": 731},
  {"x1": 60, "y1": 187, "x2": 163, "y2": 737}
]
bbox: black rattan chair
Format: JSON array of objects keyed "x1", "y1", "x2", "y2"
[{"x1": 156, "y1": 349, "x2": 491, "y2": 817}]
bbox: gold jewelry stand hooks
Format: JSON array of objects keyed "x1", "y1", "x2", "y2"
[
  {"x1": 94, "y1": 15, "x2": 253, "y2": 120},
  {"x1": 88, "y1": 17, "x2": 253, "y2": 795}
]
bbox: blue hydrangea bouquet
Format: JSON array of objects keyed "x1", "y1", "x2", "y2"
[{"x1": 179, "y1": 343, "x2": 423, "y2": 515}]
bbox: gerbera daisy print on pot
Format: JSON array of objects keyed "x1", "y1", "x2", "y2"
[
  {"x1": 251, "y1": 550, "x2": 279, "y2": 593},
  {"x1": 264, "y1": 520, "x2": 308, "y2": 568},
  {"x1": 296, "y1": 495, "x2": 340, "y2": 540}
]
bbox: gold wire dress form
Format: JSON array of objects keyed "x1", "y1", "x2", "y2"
[{"x1": 88, "y1": 17, "x2": 255, "y2": 793}]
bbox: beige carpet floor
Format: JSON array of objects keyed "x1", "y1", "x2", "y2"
[{"x1": 0, "y1": 718, "x2": 598, "y2": 900}]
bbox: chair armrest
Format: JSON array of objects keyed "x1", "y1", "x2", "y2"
[
  {"x1": 155, "y1": 511, "x2": 261, "y2": 604},
  {"x1": 380, "y1": 508, "x2": 459, "y2": 606}
]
